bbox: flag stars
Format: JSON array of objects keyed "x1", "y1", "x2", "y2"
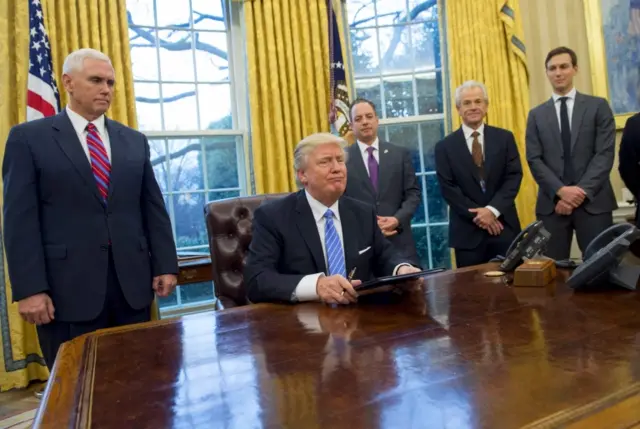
[
  {"x1": 36, "y1": 10, "x2": 43, "y2": 20},
  {"x1": 30, "y1": 27, "x2": 37, "y2": 37},
  {"x1": 39, "y1": 66, "x2": 46, "y2": 77},
  {"x1": 32, "y1": 0, "x2": 41, "y2": 6},
  {"x1": 37, "y1": 54, "x2": 43, "y2": 64},
  {"x1": 32, "y1": 40, "x2": 41, "y2": 50}
]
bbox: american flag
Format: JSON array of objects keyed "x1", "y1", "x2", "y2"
[
  {"x1": 27, "y1": 0, "x2": 60, "y2": 121},
  {"x1": 328, "y1": 0, "x2": 351, "y2": 137}
]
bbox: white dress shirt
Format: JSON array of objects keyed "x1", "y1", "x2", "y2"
[
  {"x1": 357, "y1": 137, "x2": 379, "y2": 176},
  {"x1": 461, "y1": 123, "x2": 500, "y2": 218},
  {"x1": 551, "y1": 87, "x2": 576, "y2": 132},
  {"x1": 66, "y1": 106, "x2": 112, "y2": 161},
  {"x1": 292, "y1": 190, "x2": 410, "y2": 302}
]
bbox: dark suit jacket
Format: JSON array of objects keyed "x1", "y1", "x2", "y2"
[
  {"x1": 526, "y1": 92, "x2": 617, "y2": 215},
  {"x1": 344, "y1": 141, "x2": 421, "y2": 262},
  {"x1": 434, "y1": 125, "x2": 523, "y2": 250},
  {"x1": 244, "y1": 191, "x2": 406, "y2": 303},
  {"x1": 618, "y1": 113, "x2": 640, "y2": 225},
  {"x1": 2, "y1": 110, "x2": 178, "y2": 322}
]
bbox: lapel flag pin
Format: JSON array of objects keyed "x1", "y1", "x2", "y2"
[{"x1": 384, "y1": 149, "x2": 389, "y2": 153}]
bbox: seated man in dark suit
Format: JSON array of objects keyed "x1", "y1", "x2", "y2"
[
  {"x1": 435, "y1": 81, "x2": 523, "y2": 267},
  {"x1": 244, "y1": 133, "x2": 422, "y2": 304}
]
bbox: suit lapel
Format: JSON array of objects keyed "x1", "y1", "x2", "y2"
[
  {"x1": 295, "y1": 192, "x2": 326, "y2": 274},
  {"x1": 482, "y1": 126, "x2": 500, "y2": 184},
  {"x1": 453, "y1": 128, "x2": 483, "y2": 187},
  {"x1": 348, "y1": 143, "x2": 376, "y2": 196},
  {"x1": 570, "y1": 92, "x2": 587, "y2": 150},
  {"x1": 338, "y1": 198, "x2": 358, "y2": 274},
  {"x1": 544, "y1": 98, "x2": 563, "y2": 149},
  {"x1": 51, "y1": 111, "x2": 104, "y2": 206},
  {"x1": 105, "y1": 118, "x2": 125, "y2": 204},
  {"x1": 377, "y1": 141, "x2": 392, "y2": 197}
]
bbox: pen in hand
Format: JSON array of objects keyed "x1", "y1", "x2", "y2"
[{"x1": 341, "y1": 267, "x2": 357, "y2": 296}]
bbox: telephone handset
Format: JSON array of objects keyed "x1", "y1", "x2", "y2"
[{"x1": 499, "y1": 220, "x2": 551, "y2": 271}]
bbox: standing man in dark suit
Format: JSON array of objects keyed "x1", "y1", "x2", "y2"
[
  {"x1": 2, "y1": 48, "x2": 178, "y2": 369},
  {"x1": 434, "y1": 81, "x2": 523, "y2": 267},
  {"x1": 344, "y1": 99, "x2": 421, "y2": 266},
  {"x1": 244, "y1": 133, "x2": 422, "y2": 304},
  {"x1": 618, "y1": 113, "x2": 640, "y2": 226},
  {"x1": 526, "y1": 46, "x2": 616, "y2": 260}
]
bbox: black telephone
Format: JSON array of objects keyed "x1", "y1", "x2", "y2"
[
  {"x1": 498, "y1": 220, "x2": 551, "y2": 271},
  {"x1": 567, "y1": 223, "x2": 640, "y2": 290}
]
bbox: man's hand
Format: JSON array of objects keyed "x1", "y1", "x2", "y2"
[
  {"x1": 377, "y1": 216, "x2": 399, "y2": 237},
  {"x1": 397, "y1": 265, "x2": 425, "y2": 287},
  {"x1": 469, "y1": 208, "x2": 503, "y2": 236},
  {"x1": 316, "y1": 275, "x2": 359, "y2": 305},
  {"x1": 153, "y1": 274, "x2": 178, "y2": 297},
  {"x1": 555, "y1": 199, "x2": 574, "y2": 216},
  {"x1": 557, "y1": 186, "x2": 586, "y2": 208},
  {"x1": 18, "y1": 293, "x2": 55, "y2": 325}
]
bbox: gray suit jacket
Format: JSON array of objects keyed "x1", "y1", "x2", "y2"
[
  {"x1": 344, "y1": 141, "x2": 421, "y2": 264},
  {"x1": 2, "y1": 111, "x2": 178, "y2": 322},
  {"x1": 525, "y1": 92, "x2": 617, "y2": 215}
]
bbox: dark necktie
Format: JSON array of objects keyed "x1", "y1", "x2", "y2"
[
  {"x1": 366, "y1": 146, "x2": 378, "y2": 192},
  {"x1": 559, "y1": 97, "x2": 573, "y2": 184},
  {"x1": 471, "y1": 131, "x2": 486, "y2": 192}
]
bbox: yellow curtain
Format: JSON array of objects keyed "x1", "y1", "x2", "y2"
[
  {"x1": 0, "y1": 0, "x2": 138, "y2": 392},
  {"x1": 242, "y1": 0, "x2": 348, "y2": 194},
  {"x1": 446, "y1": 0, "x2": 537, "y2": 227}
]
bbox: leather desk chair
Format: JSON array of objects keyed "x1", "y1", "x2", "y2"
[{"x1": 204, "y1": 193, "x2": 290, "y2": 309}]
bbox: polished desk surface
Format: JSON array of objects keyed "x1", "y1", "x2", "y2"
[{"x1": 34, "y1": 264, "x2": 640, "y2": 428}]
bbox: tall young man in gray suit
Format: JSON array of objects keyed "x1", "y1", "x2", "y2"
[
  {"x1": 526, "y1": 46, "x2": 616, "y2": 260},
  {"x1": 344, "y1": 99, "x2": 421, "y2": 266},
  {"x1": 2, "y1": 49, "x2": 178, "y2": 369}
]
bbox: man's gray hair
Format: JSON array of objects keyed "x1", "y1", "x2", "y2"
[
  {"x1": 454, "y1": 80, "x2": 489, "y2": 108},
  {"x1": 294, "y1": 132, "x2": 347, "y2": 187},
  {"x1": 62, "y1": 48, "x2": 112, "y2": 74}
]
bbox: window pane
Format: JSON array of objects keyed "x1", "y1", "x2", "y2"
[
  {"x1": 156, "y1": 0, "x2": 190, "y2": 28},
  {"x1": 158, "y1": 30, "x2": 195, "y2": 82},
  {"x1": 203, "y1": 136, "x2": 240, "y2": 188},
  {"x1": 375, "y1": 1, "x2": 407, "y2": 26},
  {"x1": 158, "y1": 288, "x2": 178, "y2": 308},
  {"x1": 198, "y1": 84, "x2": 232, "y2": 129},
  {"x1": 416, "y1": 71, "x2": 443, "y2": 114},
  {"x1": 208, "y1": 190, "x2": 240, "y2": 202},
  {"x1": 412, "y1": 176, "x2": 426, "y2": 225},
  {"x1": 179, "y1": 281, "x2": 215, "y2": 305},
  {"x1": 420, "y1": 120, "x2": 445, "y2": 171},
  {"x1": 192, "y1": 0, "x2": 226, "y2": 30},
  {"x1": 383, "y1": 76, "x2": 415, "y2": 117},
  {"x1": 412, "y1": 23, "x2": 439, "y2": 71},
  {"x1": 429, "y1": 225, "x2": 451, "y2": 269},
  {"x1": 355, "y1": 79, "x2": 382, "y2": 108},
  {"x1": 133, "y1": 82, "x2": 163, "y2": 131},
  {"x1": 347, "y1": 0, "x2": 375, "y2": 28},
  {"x1": 167, "y1": 138, "x2": 204, "y2": 191},
  {"x1": 194, "y1": 32, "x2": 229, "y2": 82},
  {"x1": 411, "y1": 226, "x2": 430, "y2": 269},
  {"x1": 173, "y1": 192, "x2": 208, "y2": 248},
  {"x1": 383, "y1": 123, "x2": 420, "y2": 172},
  {"x1": 378, "y1": 25, "x2": 413, "y2": 74},
  {"x1": 149, "y1": 138, "x2": 169, "y2": 192},
  {"x1": 129, "y1": 28, "x2": 159, "y2": 81},
  {"x1": 126, "y1": 0, "x2": 156, "y2": 26},
  {"x1": 409, "y1": 0, "x2": 439, "y2": 21},
  {"x1": 425, "y1": 174, "x2": 448, "y2": 223},
  {"x1": 162, "y1": 84, "x2": 198, "y2": 130},
  {"x1": 350, "y1": 28, "x2": 380, "y2": 76}
]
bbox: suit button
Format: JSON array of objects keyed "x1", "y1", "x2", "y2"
[{"x1": 100, "y1": 245, "x2": 109, "y2": 251}]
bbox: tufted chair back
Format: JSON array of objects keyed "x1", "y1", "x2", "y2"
[{"x1": 204, "y1": 193, "x2": 290, "y2": 309}]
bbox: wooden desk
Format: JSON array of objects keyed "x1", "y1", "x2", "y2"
[{"x1": 33, "y1": 264, "x2": 640, "y2": 428}]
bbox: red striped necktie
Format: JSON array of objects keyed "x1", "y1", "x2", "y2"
[{"x1": 85, "y1": 123, "x2": 111, "y2": 202}]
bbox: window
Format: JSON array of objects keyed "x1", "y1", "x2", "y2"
[
  {"x1": 127, "y1": 0, "x2": 248, "y2": 310},
  {"x1": 347, "y1": 0, "x2": 451, "y2": 269}
]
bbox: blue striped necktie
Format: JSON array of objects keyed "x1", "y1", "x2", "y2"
[{"x1": 324, "y1": 209, "x2": 346, "y2": 277}]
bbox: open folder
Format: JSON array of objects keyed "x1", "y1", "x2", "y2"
[{"x1": 354, "y1": 267, "x2": 447, "y2": 292}]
